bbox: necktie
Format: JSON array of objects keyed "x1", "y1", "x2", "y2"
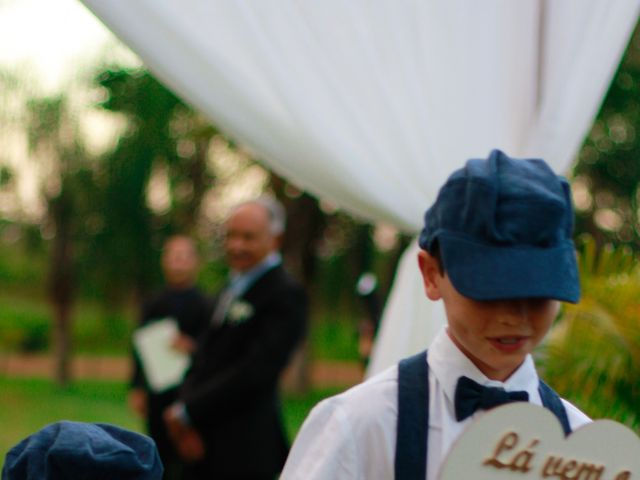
[
  {"x1": 210, "y1": 286, "x2": 235, "y2": 326},
  {"x1": 454, "y1": 375, "x2": 529, "y2": 421}
]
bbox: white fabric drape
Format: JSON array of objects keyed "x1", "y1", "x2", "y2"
[{"x1": 79, "y1": 0, "x2": 640, "y2": 375}]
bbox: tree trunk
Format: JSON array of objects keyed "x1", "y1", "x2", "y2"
[
  {"x1": 52, "y1": 301, "x2": 72, "y2": 386},
  {"x1": 271, "y1": 175, "x2": 327, "y2": 393},
  {"x1": 48, "y1": 193, "x2": 74, "y2": 387},
  {"x1": 176, "y1": 135, "x2": 214, "y2": 233}
]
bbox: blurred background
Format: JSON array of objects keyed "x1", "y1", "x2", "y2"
[{"x1": 0, "y1": 0, "x2": 639, "y2": 467}]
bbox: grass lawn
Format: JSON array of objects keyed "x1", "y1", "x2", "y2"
[
  {"x1": 0, "y1": 376, "x2": 344, "y2": 472},
  {"x1": 0, "y1": 377, "x2": 142, "y2": 471}
]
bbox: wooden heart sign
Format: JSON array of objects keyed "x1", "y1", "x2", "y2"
[{"x1": 439, "y1": 403, "x2": 640, "y2": 479}]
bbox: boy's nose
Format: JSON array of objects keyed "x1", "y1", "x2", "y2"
[{"x1": 497, "y1": 299, "x2": 529, "y2": 324}]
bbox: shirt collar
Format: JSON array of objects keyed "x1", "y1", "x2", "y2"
[
  {"x1": 229, "y1": 252, "x2": 281, "y2": 296},
  {"x1": 428, "y1": 327, "x2": 540, "y2": 407}
]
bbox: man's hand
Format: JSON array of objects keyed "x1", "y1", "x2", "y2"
[
  {"x1": 128, "y1": 388, "x2": 148, "y2": 418},
  {"x1": 163, "y1": 404, "x2": 206, "y2": 462},
  {"x1": 171, "y1": 333, "x2": 197, "y2": 354}
]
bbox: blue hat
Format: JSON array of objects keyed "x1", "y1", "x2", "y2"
[
  {"x1": 418, "y1": 149, "x2": 580, "y2": 303},
  {"x1": 2, "y1": 421, "x2": 163, "y2": 480}
]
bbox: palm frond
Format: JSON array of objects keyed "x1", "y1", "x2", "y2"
[{"x1": 538, "y1": 235, "x2": 640, "y2": 429}]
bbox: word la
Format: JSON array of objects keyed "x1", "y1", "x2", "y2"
[{"x1": 483, "y1": 431, "x2": 631, "y2": 480}]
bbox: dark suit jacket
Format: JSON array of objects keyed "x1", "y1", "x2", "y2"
[{"x1": 178, "y1": 264, "x2": 307, "y2": 477}]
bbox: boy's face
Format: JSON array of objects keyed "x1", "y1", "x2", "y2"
[{"x1": 418, "y1": 251, "x2": 560, "y2": 381}]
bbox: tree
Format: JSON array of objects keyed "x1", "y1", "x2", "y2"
[
  {"x1": 573, "y1": 20, "x2": 640, "y2": 251},
  {"x1": 26, "y1": 96, "x2": 95, "y2": 385},
  {"x1": 90, "y1": 67, "x2": 217, "y2": 303},
  {"x1": 21, "y1": 67, "x2": 220, "y2": 384}
]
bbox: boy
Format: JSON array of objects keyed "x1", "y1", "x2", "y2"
[
  {"x1": 280, "y1": 150, "x2": 591, "y2": 479},
  {"x1": 3, "y1": 421, "x2": 163, "y2": 479}
]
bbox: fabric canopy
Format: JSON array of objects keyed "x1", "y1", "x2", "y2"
[{"x1": 79, "y1": 0, "x2": 640, "y2": 375}]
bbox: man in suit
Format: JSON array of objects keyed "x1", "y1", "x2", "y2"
[{"x1": 164, "y1": 196, "x2": 308, "y2": 480}]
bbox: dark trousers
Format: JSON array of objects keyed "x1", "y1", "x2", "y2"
[
  {"x1": 182, "y1": 463, "x2": 275, "y2": 480},
  {"x1": 147, "y1": 390, "x2": 184, "y2": 480}
]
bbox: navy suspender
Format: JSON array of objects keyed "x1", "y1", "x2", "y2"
[
  {"x1": 395, "y1": 349, "x2": 572, "y2": 479},
  {"x1": 538, "y1": 379, "x2": 572, "y2": 436},
  {"x1": 395, "y1": 351, "x2": 429, "y2": 480}
]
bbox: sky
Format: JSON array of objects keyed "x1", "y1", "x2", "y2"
[
  {"x1": 0, "y1": 0, "x2": 264, "y2": 223},
  {"x1": 0, "y1": 0, "x2": 141, "y2": 218},
  {"x1": 0, "y1": 0, "x2": 138, "y2": 93}
]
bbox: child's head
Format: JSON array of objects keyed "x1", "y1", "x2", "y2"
[
  {"x1": 3, "y1": 421, "x2": 163, "y2": 479},
  {"x1": 417, "y1": 149, "x2": 579, "y2": 381}
]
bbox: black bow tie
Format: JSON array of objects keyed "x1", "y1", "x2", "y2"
[{"x1": 454, "y1": 376, "x2": 529, "y2": 421}]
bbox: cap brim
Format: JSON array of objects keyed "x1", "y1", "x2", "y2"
[{"x1": 438, "y1": 234, "x2": 580, "y2": 303}]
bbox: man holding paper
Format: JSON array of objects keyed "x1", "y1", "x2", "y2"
[
  {"x1": 129, "y1": 235, "x2": 211, "y2": 480},
  {"x1": 164, "y1": 196, "x2": 308, "y2": 480}
]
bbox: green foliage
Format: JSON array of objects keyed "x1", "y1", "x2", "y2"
[
  {"x1": 0, "y1": 283, "x2": 362, "y2": 359},
  {"x1": 538, "y1": 235, "x2": 640, "y2": 427},
  {"x1": 0, "y1": 232, "x2": 50, "y2": 353},
  {"x1": 0, "y1": 165, "x2": 12, "y2": 187},
  {"x1": 0, "y1": 289, "x2": 135, "y2": 354},
  {"x1": 572, "y1": 21, "x2": 640, "y2": 249},
  {"x1": 90, "y1": 69, "x2": 181, "y2": 301},
  {"x1": 89, "y1": 67, "x2": 218, "y2": 303},
  {"x1": 196, "y1": 256, "x2": 228, "y2": 293},
  {"x1": 283, "y1": 387, "x2": 345, "y2": 439},
  {"x1": 26, "y1": 95, "x2": 97, "y2": 307},
  {"x1": 0, "y1": 298, "x2": 49, "y2": 352},
  {"x1": 71, "y1": 308, "x2": 134, "y2": 355},
  {"x1": 0, "y1": 232, "x2": 45, "y2": 289},
  {"x1": 310, "y1": 309, "x2": 359, "y2": 362}
]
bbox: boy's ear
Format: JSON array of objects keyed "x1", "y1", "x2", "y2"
[{"x1": 417, "y1": 250, "x2": 443, "y2": 301}]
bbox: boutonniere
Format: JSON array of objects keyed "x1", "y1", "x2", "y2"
[{"x1": 226, "y1": 300, "x2": 254, "y2": 325}]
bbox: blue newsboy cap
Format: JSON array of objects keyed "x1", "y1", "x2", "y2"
[
  {"x1": 418, "y1": 149, "x2": 580, "y2": 303},
  {"x1": 2, "y1": 421, "x2": 163, "y2": 480}
]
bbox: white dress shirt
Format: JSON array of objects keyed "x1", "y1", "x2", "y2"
[{"x1": 281, "y1": 328, "x2": 591, "y2": 480}]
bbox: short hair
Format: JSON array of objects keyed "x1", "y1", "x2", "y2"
[
  {"x1": 428, "y1": 240, "x2": 445, "y2": 275},
  {"x1": 163, "y1": 234, "x2": 196, "y2": 251},
  {"x1": 233, "y1": 196, "x2": 286, "y2": 236}
]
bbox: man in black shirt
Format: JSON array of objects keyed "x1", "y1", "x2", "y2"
[{"x1": 129, "y1": 235, "x2": 211, "y2": 480}]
